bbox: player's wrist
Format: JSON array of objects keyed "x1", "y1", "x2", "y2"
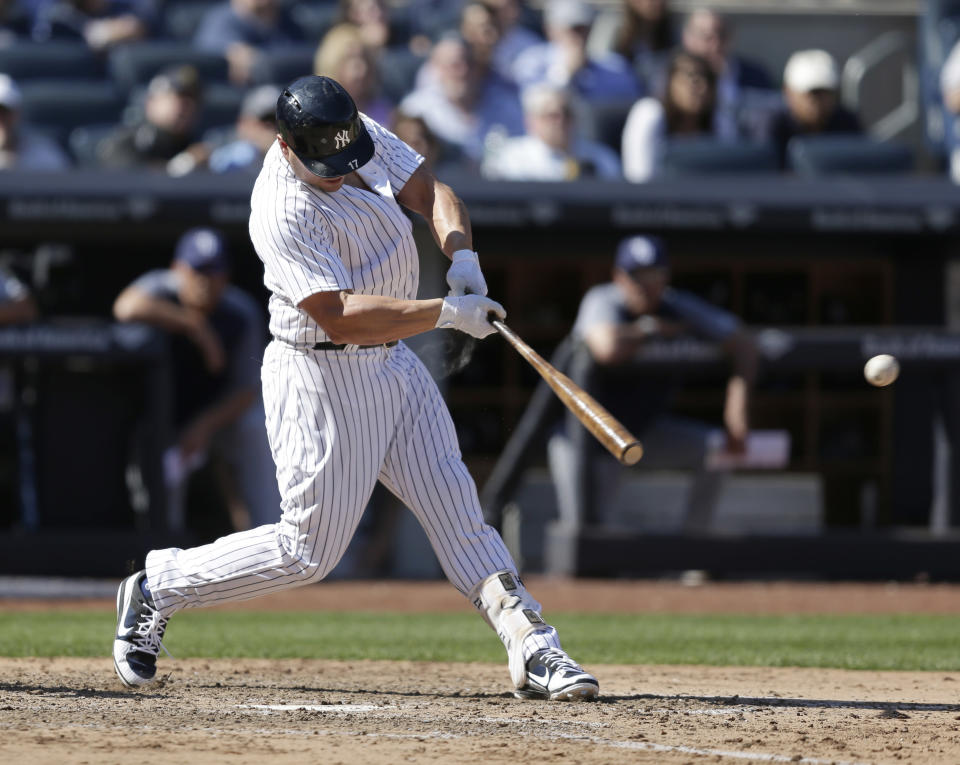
[
  {"x1": 436, "y1": 296, "x2": 457, "y2": 329},
  {"x1": 633, "y1": 315, "x2": 658, "y2": 337},
  {"x1": 451, "y1": 248, "x2": 478, "y2": 264}
]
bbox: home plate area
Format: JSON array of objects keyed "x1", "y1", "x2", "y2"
[{"x1": 1, "y1": 657, "x2": 959, "y2": 764}]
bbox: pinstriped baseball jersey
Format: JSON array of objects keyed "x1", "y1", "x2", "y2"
[
  {"x1": 142, "y1": 113, "x2": 562, "y2": 666},
  {"x1": 249, "y1": 115, "x2": 422, "y2": 347}
]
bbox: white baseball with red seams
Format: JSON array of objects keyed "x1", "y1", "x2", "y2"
[{"x1": 864, "y1": 354, "x2": 899, "y2": 387}]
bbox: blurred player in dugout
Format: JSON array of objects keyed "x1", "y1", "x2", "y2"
[
  {"x1": 549, "y1": 234, "x2": 757, "y2": 532},
  {"x1": 113, "y1": 227, "x2": 279, "y2": 534}
]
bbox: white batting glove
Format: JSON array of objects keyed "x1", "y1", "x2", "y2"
[
  {"x1": 435, "y1": 294, "x2": 506, "y2": 339},
  {"x1": 445, "y1": 249, "x2": 488, "y2": 296}
]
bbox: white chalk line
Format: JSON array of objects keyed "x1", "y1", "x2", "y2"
[
  {"x1": 237, "y1": 704, "x2": 381, "y2": 713},
  {"x1": 658, "y1": 694, "x2": 960, "y2": 713},
  {"x1": 646, "y1": 706, "x2": 758, "y2": 716}
]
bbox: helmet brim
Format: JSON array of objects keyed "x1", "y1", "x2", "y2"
[{"x1": 295, "y1": 128, "x2": 375, "y2": 178}]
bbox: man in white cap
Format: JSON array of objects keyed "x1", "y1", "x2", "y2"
[
  {"x1": 769, "y1": 48, "x2": 861, "y2": 168},
  {"x1": 0, "y1": 73, "x2": 71, "y2": 171},
  {"x1": 512, "y1": 0, "x2": 640, "y2": 105}
]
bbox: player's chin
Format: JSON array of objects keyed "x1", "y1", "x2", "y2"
[{"x1": 313, "y1": 175, "x2": 345, "y2": 191}]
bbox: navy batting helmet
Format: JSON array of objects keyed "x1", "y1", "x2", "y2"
[{"x1": 276, "y1": 76, "x2": 374, "y2": 178}]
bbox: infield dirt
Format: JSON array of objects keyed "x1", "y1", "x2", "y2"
[{"x1": 2, "y1": 580, "x2": 959, "y2": 765}]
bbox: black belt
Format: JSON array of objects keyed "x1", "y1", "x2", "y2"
[{"x1": 312, "y1": 340, "x2": 398, "y2": 350}]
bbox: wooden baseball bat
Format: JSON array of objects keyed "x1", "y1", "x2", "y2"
[{"x1": 492, "y1": 320, "x2": 643, "y2": 466}]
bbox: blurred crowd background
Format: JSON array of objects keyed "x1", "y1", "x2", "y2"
[
  {"x1": 0, "y1": 0, "x2": 953, "y2": 179},
  {"x1": 1, "y1": 0, "x2": 960, "y2": 581}
]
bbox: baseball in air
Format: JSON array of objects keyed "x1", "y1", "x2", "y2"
[{"x1": 864, "y1": 354, "x2": 899, "y2": 387}]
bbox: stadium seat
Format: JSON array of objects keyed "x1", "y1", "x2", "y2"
[
  {"x1": 68, "y1": 124, "x2": 120, "y2": 167},
  {"x1": 108, "y1": 41, "x2": 229, "y2": 94},
  {"x1": 786, "y1": 135, "x2": 915, "y2": 175},
  {"x1": 20, "y1": 81, "x2": 125, "y2": 149},
  {"x1": 198, "y1": 83, "x2": 246, "y2": 132},
  {"x1": 250, "y1": 46, "x2": 317, "y2": 87},
  {"x1": 377, "y1": 46, "x2": 425, "y2": 104},
  {"x1": 0, "y1": 41, "x2": 103, "y2": 81},
  {"x1": 161, "y1": 0, "x2": 220, "y2": 41},
  {"x1": 660, "y1": 137, "x2": 778, "y2": 176},
  {"x1": 575, "y1": 99, "x2": 636, "y2": 154},
  {"x1": 289, "y1": 2, "x2": 339, "y2": 40}
]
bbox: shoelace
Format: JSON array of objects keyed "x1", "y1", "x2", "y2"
[
  {"x1": 536, "y1": 648, "x2": 582, "y2": 675},
  {"x1": 132, "y1": 606, "x2": 173, "y2": 659}
]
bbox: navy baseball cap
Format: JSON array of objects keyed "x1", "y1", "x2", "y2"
[
  {"x1": 174, "y1": 228, "x2": 230, "y2": 274},
  {"x1": 615, "y1": 235, "x2": 668, "y2": 272}
]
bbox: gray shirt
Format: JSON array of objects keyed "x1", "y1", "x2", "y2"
[
  {"x1": 572, "y1": 283, "x2": 739, "y2": 433},
  {"x1": 131, "y1": 269, "x2": 264, "y2": 424},
  {"x1": 573, "y1": 283, "x2": 739, "y2": 342}
]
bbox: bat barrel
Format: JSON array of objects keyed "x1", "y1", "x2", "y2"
[
  {"x1": 621, "y1": 442, "x2": 644, "y2": 466},
  {"x1": 492, "y1": 319, "x2": 644, "y2": 467}
]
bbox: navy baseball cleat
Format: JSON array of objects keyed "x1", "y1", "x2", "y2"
[
  {"x1": 513, "y1": 648, "x2": 599, "y2": 701},
  {"x1": 113, "y1": 571, "x2": 169, "y2": 687}
]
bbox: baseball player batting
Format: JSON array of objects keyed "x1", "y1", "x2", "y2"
[{"x1": 113, "y1": 75, "x2": 598, "y2": 702}]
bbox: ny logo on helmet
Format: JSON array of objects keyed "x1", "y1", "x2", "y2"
[{"x1": 335, "y1": 130, "x2": 351, "y2": 149}]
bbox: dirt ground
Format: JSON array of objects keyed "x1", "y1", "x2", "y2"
[{"x1": 2, "y1": 580, "x2": 960, "y2": 765}]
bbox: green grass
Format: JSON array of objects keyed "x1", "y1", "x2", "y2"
[{"x1": 2, "y1": 611, "x2": 959, "y2": 671}]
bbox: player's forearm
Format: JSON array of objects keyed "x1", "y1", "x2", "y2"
[
  {"x1": 723, "y1": 375, "x2": 751, "y2": 440},
  {"x1": 586, "y1": 321, "x2": 655, "y2": 365},
  {"x1": 114, "y1": 290, "x2": 198, "y2": 336},
  {"x1": 303, "y1": 292, "x2": 444, "y2": 345},
  {"x1": 427, "y1": 180, "x2": 472, "y2": 257}
]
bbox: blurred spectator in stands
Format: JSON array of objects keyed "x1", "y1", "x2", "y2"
[
  {"x1": 460, "y1": 1, "x2": 500, "y2": 76},
  {"x1": 412, "y1": 2, "x2": 501, "y2": 92},
  {"x1": 337, "y1": 0, "x2": 407, "y2": 51},
  {"x1": 207, "y1": 83, "x2": 280, "y2": 174},
  {"x1": 314, "y1": 23, "x2": 394, "y2": 125},
  {"x1": 589, "y1": 0, "x2": 674, "y2": 94},
  {"x1": 0, "y1": 74, "x2": 71, "y2": 171},
  {"x1": 95, "y1": 64, "x2": 207, "y2": 174},
  {"x1": 0, "y1": 0, "x2": 34, "y2": 43},
  {"x1": 194, "y1": 0, "x2": 303, "y2": 86},
  {"x1": 401, "y1": 0, "x2": 461, "y2": 51},
  {"x1": 391, "y1": 110, "x2": 437, "y2": 170},
  {"x1": 400, "y1": 34, "x2": 523, "y2": 164},
  {"x1": 482, "y1": 83, "x2": 620, "y2": 180},
  {"x1": 940, "y1": 39, "x2": 960, "y2": 182},
  {"x1": 548, "y1": 234, "x2": 756, "y2": 532},
  {"x1": 765, "y1": 49, "x2": 860, "y2": 170},
  {"x1": 390, "y1": 109, "x2": 471, "y2": 177},
  {"x1": 113, "y1": 227, "x2": 278, "y2": 533},
  {"x1": 512, "y1": 0, "x2": 640, "y2": 105},
  {"x1": 621, "y1": 50, "x2": 726, "y2": 182},
  {"x1": 486, "y1": 0, "x2": 542, "y2": 82},
  {"x1": 31, "y1": 0, "x2": 157, "y2": 51},
  {"x1": 0, "y1": 262, "x2": 37, "y2": 325},
  {"x1": 681, "y1": 7, "x2": 774, "y2": 138}
]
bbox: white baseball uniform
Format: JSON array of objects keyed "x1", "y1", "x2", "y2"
[{"x1": 142, "y1": 115, "x2": 560, "y2": 662}]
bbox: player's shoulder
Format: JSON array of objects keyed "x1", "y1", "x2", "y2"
[
  {"x1": 132, "y1": 268, "x2": 178, "y2": 297},
  {"x1": 582, "y1": 282, "x2": 620, "y2": 305}
]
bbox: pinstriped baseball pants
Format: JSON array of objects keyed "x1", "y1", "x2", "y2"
[{"x1": 145, "y1": 340, "x2": 527, "y2": 617}]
